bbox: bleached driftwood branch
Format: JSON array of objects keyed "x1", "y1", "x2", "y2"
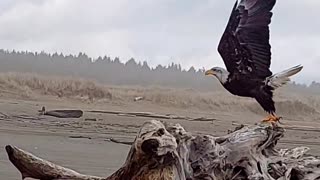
[
  {"x1": 6, "y1": 120, "x2": 320, "y2": 179},
  {"x1": 6, "y1": 145, "x2": 104, "y2": 180}
]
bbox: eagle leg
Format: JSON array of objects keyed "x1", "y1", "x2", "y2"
[{"x1": 262, "y1": 113, "x2": 281, "y2": 125}]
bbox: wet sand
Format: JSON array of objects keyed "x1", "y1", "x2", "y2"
[{"x1": 0, "y1": 128, "x2": 130, "y2": 180}]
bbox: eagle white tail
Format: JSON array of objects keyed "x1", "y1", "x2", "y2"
[{"x1": 266, "y1": 65, "x2": 303, "y2": 89}]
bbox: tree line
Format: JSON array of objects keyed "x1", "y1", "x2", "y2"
[{"x1": 0, "y1": 49, "x2": 318, "y2": 93}]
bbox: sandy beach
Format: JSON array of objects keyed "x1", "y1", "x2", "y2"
[
  {"x1": 1, "y1": 90, "x2": 320, "y2": 179},
  {"x1": 0, "y1": 73, "x2": 319, "y2": 179}
]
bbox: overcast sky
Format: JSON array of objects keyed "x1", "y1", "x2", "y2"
[{"x1": 0, "y1": 0, "x2": 319, "y2": 83}]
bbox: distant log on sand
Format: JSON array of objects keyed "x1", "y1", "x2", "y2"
[
  {"x1": 5, "y1": 120, "x2": 320, "y2": 179},
  {"x1": 38, "y1": 106, "x2": 83, "y2": 118}
]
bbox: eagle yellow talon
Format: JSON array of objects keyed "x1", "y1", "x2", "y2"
[{"x1": 262, "y1": 114, "x2": 281, "y2": 126}]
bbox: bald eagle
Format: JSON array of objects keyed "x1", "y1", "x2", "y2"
[{"x1": 205, "y1": 0, "x2": 303, "y2": 122}]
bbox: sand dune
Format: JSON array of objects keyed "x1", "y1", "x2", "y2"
[
  {"x1": 0, "y1": 72, "x2": 319, "y2": 120},
  {"x1": 0, "y1": 72, "x2": 112, "y2": 100}
]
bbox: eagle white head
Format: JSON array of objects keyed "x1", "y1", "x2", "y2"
[{"x1": 205, "y1": 67, "x2": 229, "y2": 84}]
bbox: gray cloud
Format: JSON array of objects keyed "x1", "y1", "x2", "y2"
[{"x1": 0, "y1": 0, "x2": 319, "y2": 83}]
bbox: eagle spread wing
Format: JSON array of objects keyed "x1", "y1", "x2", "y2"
[{"x1": 218, "y1": 0, "x2": 276, "y2": 79}]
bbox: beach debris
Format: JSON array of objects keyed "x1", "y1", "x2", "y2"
[
  {"x1": 84, "y1": 118, "x2": 97, "y2": 121},
  {"x1": 106, "y1": 138, "x2": 133, "y2": 145},
  {"x1": 88, "y1": 110, "x2": 218, "y2": 122},
  {"x1": 133, "y1": 96, "x2": 144, "y2": 101},
  {"x1": 38, "y1": 106, "x2": 83, "y2": 118},
  {"x1": 69, "y1": 135, "x2": 92, "y2": 139}
]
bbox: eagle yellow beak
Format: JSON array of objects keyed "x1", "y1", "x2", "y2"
[{"x1": 205, "y1": 69, "x2": 215, "y2": 76}]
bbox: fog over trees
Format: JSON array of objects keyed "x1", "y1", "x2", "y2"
[{"x1": 0, "y1": 49, "x2": 318, "y2": 93}]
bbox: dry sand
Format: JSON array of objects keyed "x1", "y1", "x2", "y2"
[{"x1": 0, "y1": 73, "x2": 320, "y2": 179}]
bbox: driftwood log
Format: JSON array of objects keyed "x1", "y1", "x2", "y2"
[
  {"x1": 6, "y1": 120, "x2": 320, "y2": 179},
  {"x1": 87, "y1": 110, "x2": 216, "y2": 121},
  {"x1": 39, "y1": 106, "x2": 83, "y2": 118}
]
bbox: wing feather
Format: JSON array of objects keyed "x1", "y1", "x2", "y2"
[{"x1": 218, "y1": 0, "x2": 276, "y2": 79}]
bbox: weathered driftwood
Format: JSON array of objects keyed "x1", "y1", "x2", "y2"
[
  {"x1": 6, "y1": 120, "x2": 182, "y2": 180},
  {"x1": 106, "y1": 138, "x2": 133, "y2": 145},
  {"x1": 6, "y1": 120, "x2": 320, "y2": 180},
  {"x1": 39, "y1": 106, "x2": 83, "y2": 118},
  {"x1": 167, "y1": 122, "x2": 320, "y2": 180},
  {"x1": 88, "y1": 110, "x2": 217, "y2": 122},
  {"x1": 5, "y1": 145, "x2": 104, "y2": 180}
]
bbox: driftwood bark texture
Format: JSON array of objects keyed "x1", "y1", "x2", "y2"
[{"x1": 6, "y1": 120, "x2": 320, "y2": 180}]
